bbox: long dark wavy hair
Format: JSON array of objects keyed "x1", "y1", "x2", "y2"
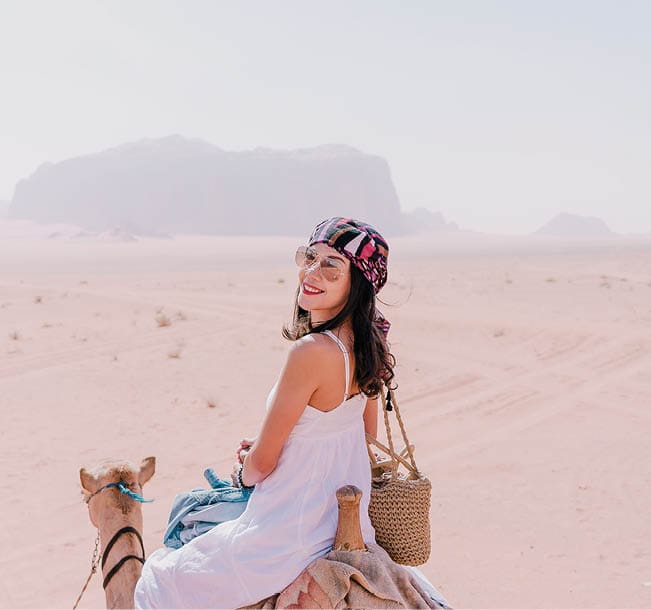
[{"x1": 282, "y1": 264, "x2": 396, "y2": 398}]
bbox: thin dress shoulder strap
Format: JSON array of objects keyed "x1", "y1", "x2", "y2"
[{"x1": 321, "y1": 330, "x2": 350, "y2": 402}]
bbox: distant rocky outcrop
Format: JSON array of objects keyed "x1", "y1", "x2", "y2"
[
  {"x1": 400, "y1": 207, "x2": 459, "y2": 233},
  {"x1": 534, "y1": 213, "x2": 615, "y2": 237},
  {"x1": 97, "y1": 227, "x2": 138, "y2": 242},
  {"x1": 8, "y1": 136, "x2": 403, "y2": 237}
]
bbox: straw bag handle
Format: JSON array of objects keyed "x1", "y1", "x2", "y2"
[{"x1": 366, "y1": 382, "x2": 420, "y2": 476}]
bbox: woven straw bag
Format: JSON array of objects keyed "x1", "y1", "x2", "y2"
[{"x1": 366, "y1": 383, "x2": 432, "y2": 566}]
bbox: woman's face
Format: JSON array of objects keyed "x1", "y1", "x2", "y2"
[{"x1": 297, "y1": 242, "x2": 351, "y2": 321}]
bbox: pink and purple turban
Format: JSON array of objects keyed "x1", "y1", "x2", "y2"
[{"x1": 308, "y1": 216, "x2": 391, "y2": 337}]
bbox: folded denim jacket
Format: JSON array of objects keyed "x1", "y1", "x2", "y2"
[{"x1": 163, "y1": 468, "x2": 253, "y2": 549}]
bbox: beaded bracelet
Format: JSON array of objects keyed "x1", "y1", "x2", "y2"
[{"x1": 237, "y1": 464, "x2": 255, "y2": 490}]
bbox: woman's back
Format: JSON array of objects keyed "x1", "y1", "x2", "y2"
[
  {"x1": 302, "y1": 329, "x2": 361, "y2": 411},
  {"x1": 133, "y1": 330, "x2": 376, "y2": 609}
]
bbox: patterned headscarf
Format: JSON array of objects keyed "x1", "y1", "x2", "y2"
[{"x1": 308, "y1": 216, "x2": 391, "y2": 338}]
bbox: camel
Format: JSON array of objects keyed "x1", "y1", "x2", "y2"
[
  {"x1": 78, "y1": 456, "x2": 375, "y2": 609},
  {"x1": 79, "y1": 456, "x2": 156, "y2": 609}
]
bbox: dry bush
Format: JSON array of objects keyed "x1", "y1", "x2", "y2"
[
  {"x1": 545, "y1": 277, "x2": 557, "y2": 283},
  {"x1": 9, "y1": 330, "x2": 20, "y2": 341},
  {"x1": 34, "y1": 295, "x2": 43, "y2": 304},
  {"x1": 155, "y1": 312, "x2": 172, "y2": 327},
  {"x1": 493, "y1": 328, "x2": 506, "y2": 337},
  {"x1": 174, "y1": 310, "x2": 187, "y2": 321}
]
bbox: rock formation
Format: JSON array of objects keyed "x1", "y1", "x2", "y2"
[
  {"x1": 534, "y1": 212, "x2": 615, "y2": 237},
  {"x1": 9, "y1": 136, "x2": 403, "y2": 237},
  {"x1": 400, "y1": 207, "x2": 459, "y2": 233}
]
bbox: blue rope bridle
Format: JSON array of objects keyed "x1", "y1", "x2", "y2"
[{"x1": 85, "y1": 480, "x2": 154, "y2": 503}]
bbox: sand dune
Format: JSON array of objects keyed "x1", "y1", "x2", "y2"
[{"x1": 1, "y1": 229, "x2": 650, "y2": 608}]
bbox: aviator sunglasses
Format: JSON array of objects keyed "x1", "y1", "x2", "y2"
[{"x1": 295, "y1": 245, "x2": 346, "y2": 282}]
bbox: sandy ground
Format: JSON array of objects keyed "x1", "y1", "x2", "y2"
[{"x1": 1, "y1": 222, "x2": 650, "y2": 608}]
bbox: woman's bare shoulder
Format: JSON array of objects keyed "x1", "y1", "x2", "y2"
[
  {"x1": 292, "y1": 332, "x2": 332, "y2": 351},
  {"x1": 284, "y1": 333, "x2": 327, "y2": 363},
  {"x1": 277, "y1": 335, "x2": 331, "y2": 391},
  {"x1": 286, "y1": 333, "x2": 339, "y2": 368}
]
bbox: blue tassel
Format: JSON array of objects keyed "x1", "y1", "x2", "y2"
[{"x1": 116, "y1": 481, "x2": 154, "y2": 503}]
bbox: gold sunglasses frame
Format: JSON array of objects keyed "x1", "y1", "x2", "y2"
[{"x1": 295, "y1": 246, "x2": 346, "y2": 282}]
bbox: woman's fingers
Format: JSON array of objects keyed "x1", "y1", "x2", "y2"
[
  {"x1": 238, "y1": 448, "x2": 250, "y2": 464},
  {"x1": 236, "y1": 438, "x2": 256, "y2": 463}
]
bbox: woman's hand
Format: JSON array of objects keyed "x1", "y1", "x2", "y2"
[{"x1": 236, "y1": 437, "x2": 256, "y2": 464}]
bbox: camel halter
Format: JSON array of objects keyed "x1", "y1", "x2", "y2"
[
  {"x1": 73, "y1": 480, "x2": 154, "y2": 610},
  {"x1": 85, "y1": 480, "x2": 154, "y2": 504}
]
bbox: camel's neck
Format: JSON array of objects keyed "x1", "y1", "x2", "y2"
[{"x1": 99, "y1": 514, "x2": 145, "y2": 610}]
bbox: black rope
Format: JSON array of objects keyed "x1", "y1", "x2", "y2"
[
  {"x1": 101, "y1": 525, "x2": 146, "y2": 589},
  {"x1": 102, "y1": 554, "x2": 145, "y2": 589}
]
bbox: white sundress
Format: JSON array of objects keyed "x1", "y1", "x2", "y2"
[{"x1": 133, "y1": 330, "x2": 376, "y2": 609}]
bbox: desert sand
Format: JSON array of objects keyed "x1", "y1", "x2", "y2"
[{"x1": 1, "y1": 222, "x2": 650, "y2": 608}]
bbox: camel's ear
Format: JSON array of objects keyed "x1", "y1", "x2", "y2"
[
  {"x1": 138, "y1": 456, "x2": 156, "y2": 486},
  {"x1": 79, "y1": 467, "x2": 99, "y2": 493}
]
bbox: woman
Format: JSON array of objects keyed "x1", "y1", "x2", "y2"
[{"x1": 134, "y1": 216, "x2": 395, "y2": 609}]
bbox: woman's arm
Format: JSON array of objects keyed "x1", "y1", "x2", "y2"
[
  {"x1": 363, "y1": 395, "x2": 379, "y2": 438},
  {"x1": 240, "y1": 337, "x2": 323, "y2": 487}
]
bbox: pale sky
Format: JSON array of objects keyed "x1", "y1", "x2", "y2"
[{"x1": 1, "y1": 0, "x2": 650, "y2": 234}]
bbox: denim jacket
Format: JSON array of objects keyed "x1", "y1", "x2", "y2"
[{"x1": 163, "y1": 468, "x2": 253, "y2": 549}]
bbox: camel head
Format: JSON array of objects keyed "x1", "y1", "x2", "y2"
[
  {"x1": 78, "y1": 458, "x2": 155, "y2": 609},
  {"x1": 80, "y1": 456, "x2": 156, "y2": 527}
]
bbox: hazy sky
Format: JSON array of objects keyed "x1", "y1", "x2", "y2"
[{"x1": 1, "y1": 1, "x2": 650, "y2": 234}]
